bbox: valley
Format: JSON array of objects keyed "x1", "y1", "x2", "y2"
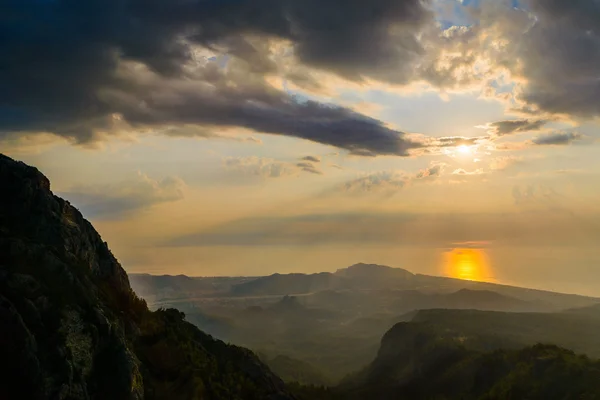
[{"x1": 131, "y1": 265, "x2": 600, "y2": 384}]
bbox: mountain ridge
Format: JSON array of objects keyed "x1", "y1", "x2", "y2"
[{"x1": 132, "y1": 266, "x2": 600, "y2": 310}]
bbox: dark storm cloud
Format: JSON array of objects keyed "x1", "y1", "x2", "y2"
[
  {"x1": 532, "y1": 132, "x2": 583, "y2": 146},
  {"x1": 0, "y1": 0, "x2": 430, "y2": 155},
  {"x1": 287, "y1": 0, "x2": 432, "y2": 83},
  {"x1": 487, "y1": 119, "x2": 547, "y2": 136},
  {"x1": 510, "y1": 0, "x2": 600, "y2": 117}
]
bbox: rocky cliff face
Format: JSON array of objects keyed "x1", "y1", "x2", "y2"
[{"x1": 0, "y1": 154, "x2": 293, "y2": 400}]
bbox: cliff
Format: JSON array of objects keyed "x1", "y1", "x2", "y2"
[{"x1": 0, "y1": 154, "x2": 293, "y2": 400}]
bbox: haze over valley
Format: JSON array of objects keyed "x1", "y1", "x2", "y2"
[{"x1": 130, "y1": 263, "x2": 600, "y2": 384}]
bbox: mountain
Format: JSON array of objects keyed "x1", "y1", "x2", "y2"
[
  {"x1": 130, "y1": 264, "x2": 599, "y2": 312},
  {"x1": 226, "y1": 265, "x2": 597, "y2": 310},
  {"x1": 0, "y1": 154, "x2": 293, "y2": 400},
  {"x1": 334, "y1": 263, "x2": 414, "y2": 288},
  {"x1": 231, "y1": 264, "x2": 415, "y2": 296},
  {"x1": 335, "y1": 322, "x2": 600, "y2": 400}
]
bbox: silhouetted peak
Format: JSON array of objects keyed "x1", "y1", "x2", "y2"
[
  {"x1": 335, "y1": 263, "x2": 414, "y2": 278},
  {"x1": 0, "y1": 153, "x2": 50, "y2": 192},
  {"x1": 0, "y1": 153, "x2": 131, "y2": 296}
]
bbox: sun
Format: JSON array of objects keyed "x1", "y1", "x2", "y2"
[
  {"x1": 457, "y1": 145, "x2": 472, "y2": 155},
  {"x1": 443, "y1": 248, "x2": 492, "y2": 282}
]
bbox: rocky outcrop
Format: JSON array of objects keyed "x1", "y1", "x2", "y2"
[{"x1": 0, "y1": 154, "x2": 293, "y2": 400}]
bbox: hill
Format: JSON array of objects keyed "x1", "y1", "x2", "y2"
[
  {"x1": 335, "y1": 322, "x2": 600, "y2": 400},
  {"x1": 333, "y1": 263, "x2": 415, "y2": 288},
  {"x1": 0, "y1": 154, "x2": 293, "y2": 399},
  {"x1": 230, "y1": 264, "x2": 415, "y2": 296},
  {"x1": 411, "y1": 308, "x2": 600, "y2": 357}
]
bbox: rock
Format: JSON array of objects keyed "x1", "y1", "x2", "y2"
[{"x1": 0, "y1": 153, "x2": 296, "y2": 400}]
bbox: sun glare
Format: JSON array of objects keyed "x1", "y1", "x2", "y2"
[
  {"x1": 457, "y1": 145, "x2": 472, "y2": 155},
  {"x1": 443, "y1": 248, "x2": 492, "y2": 282}
]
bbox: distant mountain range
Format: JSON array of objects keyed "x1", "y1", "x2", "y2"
[{"x1": 131, "y1": 263, "x2": 599, "y2": 311}]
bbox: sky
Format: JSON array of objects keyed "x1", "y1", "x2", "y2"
[{"x1": 2, "y1": 0, "x2": 600, "y2": 296}]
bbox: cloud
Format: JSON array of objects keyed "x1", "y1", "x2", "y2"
[
  {"x1": 343, "y1": 171, "x2": 408, "y2": 193},
  {"x1": 493, "y1": 132, "x2": 585, "y2": 151},
  {"x1": 415, "y1": 162, "x2": 445, "y2": 179},
  {"x1": 342, "y1": 162, "x2": 445, "y2": 194},
  {"x1": 0, "y1": 0, "x2": 430, "y2": 156},
  {"x1": 513, "y1": 0, "x2": 600, "y2": 117},
  {"x1": 160, "y1": 125, "x2": 263, "y2": 144},
  {"x1": 224, "y1": 156, "x2": 323, "y2": 177},
  {"x1": 60, "y1": 173, "x2": 186, "y2": 219},
  {"x1": 452, "y1": 168, "x2": 485, "y2": 176},
  {"x1": 493, "y1": 142, "x2": 530, "y2": 151},
  {"x1": 433, "y1": 136, "x2": 482, "y2": 147},
  {"x1": 4, "y1": 0, "x2": 598, "y2": 154},
  {"x1": 0, "y1": 133, "x2": 68, "y2": 155},
  {"x1": 489, "y1": 156, "x2": 522, "y2": 171},
  {"x1": 436, "y1": 0, "x2": 600, "y2": 119},
  {"x1": 408, "y1": 134, "x2": 488, "y2": 156},
  {"x1": 300, "y1": 156, "x2": 321, "y2": 163},
  {"x1": 450, "y1": 241, "x2": 493, "y2": 249},
  {"x1": 223, "y1": 156, "x2": 297, "y2": 178},
  {"x1": 532, "y1": 132, "x2": 583, "y2": 146},
  {"x1": 295, "y1": 1, "x2": 433, "y2": 83},
  {"x1": 512, "y1": 184, "x2": 561, "y2": 206},
  {"x1": 296, "y1": 162, "x2": 323, "y2": 175},
  {"x1": 483, "y1": 119, "x2": 547, "y2": 136}
]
